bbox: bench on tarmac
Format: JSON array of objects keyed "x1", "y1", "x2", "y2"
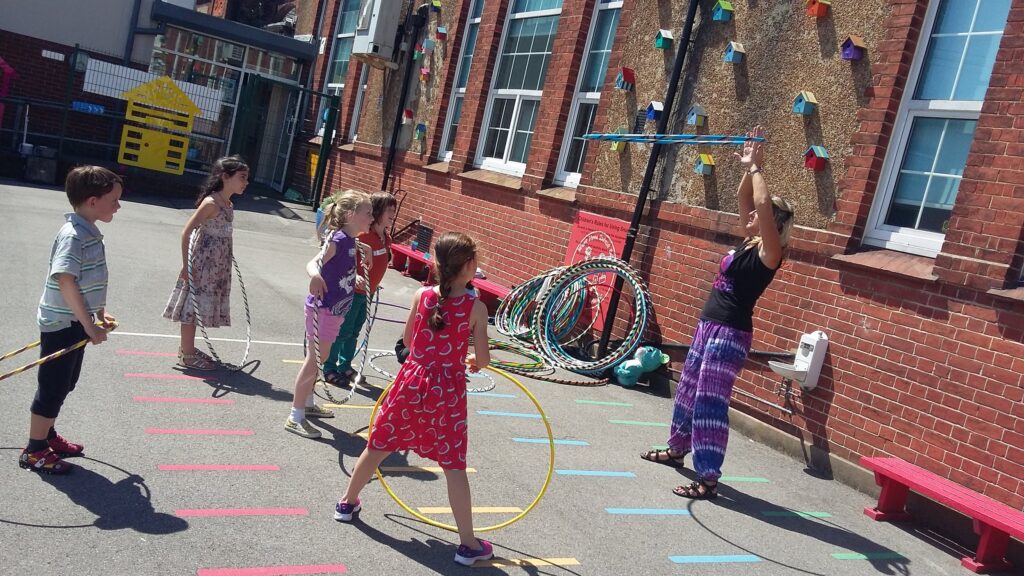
[
  {"x1": 861, "y1": 456, "x2": 1024, "y2": 573},
  {"x1": 390, "y1": 244, "x2": 509, "y2": 312}
]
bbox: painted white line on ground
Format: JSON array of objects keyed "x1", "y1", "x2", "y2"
[{"x1": 111, "y1": 331, "x2": 390, "y2": 352}]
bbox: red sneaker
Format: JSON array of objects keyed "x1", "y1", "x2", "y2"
[
  {"x1": 48, "y1": 433, "x2": 84, "y2": 457},
  {"x1": 19, "y1": 448, "x2": 74, "y2": 475}
]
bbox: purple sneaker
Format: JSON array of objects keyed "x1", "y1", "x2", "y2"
[
  {"x1": 333, "y1": 498, "x2": 361, "y2": 522},
  {"x1": 454, "y1": 539, "x2": 494, "y2": 566}
]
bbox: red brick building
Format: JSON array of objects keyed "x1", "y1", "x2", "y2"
[{"x1": 310, "y1": 0, "x2": 1024, "y2": 516}]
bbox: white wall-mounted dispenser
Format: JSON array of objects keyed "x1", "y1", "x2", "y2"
[{"x1": 768, "y1": 331, "x2": 828, "y2": 391}]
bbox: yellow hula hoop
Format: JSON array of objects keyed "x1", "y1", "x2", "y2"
[{"x1": 368, "y1": 366, "x2": 555, "y2": 533}]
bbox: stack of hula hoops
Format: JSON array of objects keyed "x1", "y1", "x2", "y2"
[{"x1": 491, "y1": 256, "x2": 652, "y2": 386}]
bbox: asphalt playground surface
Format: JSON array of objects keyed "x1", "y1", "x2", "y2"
[{"x1": 0, "y1": 181, "x2": 1007, "y2": 575}]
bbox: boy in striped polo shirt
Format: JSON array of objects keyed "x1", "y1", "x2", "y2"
[{"x1": 21, "y1": 166, "x2": 121, "y2": 475}]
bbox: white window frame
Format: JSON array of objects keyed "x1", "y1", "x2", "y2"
[
  {"x1": 864, "y1": 0, "x2": 1006, "y2": 257},
  {"x1": 326, "y1": 0, "x2": 361, "y2": 91},
  {"x1": 348, "y1": 64, "x2": 370, "y2": 141},
  {"x1": 474, "y1": 4, "x2": 562, "y2": 177},
  {"x1": 555, "y1": 0, "x2": 621, "y2": 187},
  {"x1": 439, "y1": 0, "x2": 484, "y2": 161}
]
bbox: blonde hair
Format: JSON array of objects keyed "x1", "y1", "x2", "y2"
[
  {"x1": 429, "y1": 232, "x2": 478, "y2": 331},
  {"x1": 318, "y1": 189, "x2": 371, "y2": 240},
  {"x1": 749, "y1": 196, "x2": 795, "y2": 250}
]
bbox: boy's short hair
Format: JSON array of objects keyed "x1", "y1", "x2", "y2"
[{"x1": 65, "y1": 166, "x2": 122, "y2": 208}]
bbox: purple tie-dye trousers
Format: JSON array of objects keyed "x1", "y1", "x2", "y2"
[{"x1": 667, "y1": 319, "x2": 752, "y2": 482}]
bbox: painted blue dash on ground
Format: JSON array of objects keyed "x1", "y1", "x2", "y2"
[
  {"x1": 669, "y1": 555, "x2": 761, "y2": 564},
  {"x1": 606, "y1": 508, "x2": 690, "y2": 515},
  {"x1": 477, "y1": 410, "x2": 541, "y2": 419},
  {"x1": 556, "y1": 469, "x2": 636, "y2": 477},
  {"x1": 468, "y1": 392, "x2": 517, "y2": 398},
  {"x1": 514, "y1": 438, "x2": 589, "y2": 446}
]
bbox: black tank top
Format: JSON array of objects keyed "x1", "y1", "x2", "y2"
[{"x1": 700, "y1": 241, "x2": 778, "y2": 332}]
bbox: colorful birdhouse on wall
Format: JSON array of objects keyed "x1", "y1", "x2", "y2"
[
  {"x1": 615, "y1": 67, "x2": 636, "y2": 91},
  {"x1": 413, "y1": 43, "x2": 424, "y2": 60},
  {"x1": 806, "y1": 0, "x2": 831, "y2": 17},
  {"x1": 655, "y1": 29, "x2": 674, "y2": 50},
  {"x1": 646, "y1": 101, "x2": 664, "y2": 121},
  {"x1": 841, "y1": 35, "x2": 866, "y2": 61},
  {"x1": 686, "y1": 104, "x2": 707, "y2": 126},
  {"x1": 402, "y1": 109, "x2": 414, "y2": 124},
  {"x1": 723, "y1": 41, "x2": 745, "y2": 63},
  {"x1": 420, "y1": 66, "x2": 431, "y2": 81},
  {"x1": 415, "y1": 123, "x2": 427, "y2": 139},
  {"x1": 431, "y1": 0, "x2": 442, "y2": 12},
  {"x1": 610, "y1": 127, "x2": 628, "y2": 152},
  {"x1": 792, "y1": 91, "x2": 818, "y2": 115},
  {"x1": 712, "y1": 0, "x2": 734, "y2": 21},
  {"x1": 695, "y1": 154, "x2": 715, "y2": 175},
  {"x1": 804, "y1": 145, "x2": 829, "y2": 171},
  {"x1": 436, "y1": 26, "x2": 448, "y2": 41},
  {"x1": 423, "y1": 39, "x2": 436, "y2": 52}
]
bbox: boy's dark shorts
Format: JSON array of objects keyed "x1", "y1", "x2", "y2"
[{"x1": 32, "y1": 322, "x2": 87, "y2": 419}]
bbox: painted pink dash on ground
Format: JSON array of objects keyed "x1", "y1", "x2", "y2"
[
  {"x1": 196, "y1": 564, "x2": 346, "y2": 576},
  {"x1": 125, "y1": 373, "x2": 210, "y2": 381},
  {"x1": 175, "y1": 508, "x2": 308, "y2": 517},
  {"x1": 159, "y1": 464, "x2": 280, "y2": 471},
  {"x1": 134, "y1": 396, "x2": 233, "y2": 405},
  {"x1": 145, "y1": 428, "x2": 254, "y2": 436},
  {"x1": 117, "y1": 349, "x2": 177, "y2": 357}
]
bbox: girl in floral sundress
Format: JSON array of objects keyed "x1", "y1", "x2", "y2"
[
  {"x1": 334, "y1": 231, "x2": 495, "y2": 567},
  {"x1": 163, "y1": 155, "x2": 249, "y2": 371}
]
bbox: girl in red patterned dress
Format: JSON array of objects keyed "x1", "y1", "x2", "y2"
[{"x1": 334, "y1": 232, "x2": 494, "y2": 566}]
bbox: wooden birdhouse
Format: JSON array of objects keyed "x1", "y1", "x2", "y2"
[
  {"x1": 610, "y1": 127, "x2": 628, "y2": 152},
  {"x1": 712, "y1": 0, "x2": 734, "y2": 21},
  {"x1": 436, "y1": 26, "x2": 448, "y2": 41},
  {"x1": 792, "y1": 91, "x2": 818, "y2": 115},
  {"x1": 841, "y1": 35, "x2": 866, "y2": 61},
  {"x1": 420, "y1": 66, "x2": 431, "y2": 81},
  {"x1": 615, "y1": 67, "x2": 636, "y2": 91},
  {"x1": 415, "y1": 123, "x2": 428, "y2": 139},
  {"x1": 423, "y1": 39, "x2": 436, "y2": 51},
  {"x1": 695, "y1": 154, "x2": 715, "y2": 175},
  {"x1": 804, "y1": 145, "x2": 829, "y2": 171},
  {"x1": 402, "y1": 109, "x2": 414, "y2": 125},
  {"x1": 686, "y1": 104, "x2": 707, "y2": 126},
  {"x1": 723, "y1": 41, "x2": 745, "y2": 63},
  {"x1": 655, "y1": 29, "x2": 674, "y2": 50},
  {"x1": 431, "y1": 0, "x2": 442, "y2": 12},
  {"x1": 646, "y1": 101, "x2": 664, "y2": 122},
  {"x1": 806, "y1": 0, "x2": 831, "y2": 17}
]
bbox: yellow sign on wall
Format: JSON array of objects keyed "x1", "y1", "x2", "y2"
[{"x1": 118, "y1": 77, "x2": 198, "y2": 175}]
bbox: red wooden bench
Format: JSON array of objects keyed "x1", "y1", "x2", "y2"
[
  {"x1": 390, "y1": 243, "x2": 432, "y2": 278},
  {"x1": 471, "y1": 277, "x2": 510, "y2": 314},
  {"x1": 861, "y1": 456, "x2": 1024, "y2": 573}
]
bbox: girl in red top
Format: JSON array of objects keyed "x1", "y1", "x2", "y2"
[
  {"x1": 334, "y1": 232, "x2": 494, "y2": 567},
  {"x1": 322, "y1": 192, "x2": 397, "y2": 385}
]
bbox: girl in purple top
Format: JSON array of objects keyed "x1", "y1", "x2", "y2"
[{"x1": 286, "y1": 190, "x2": 373, "y2": 439}]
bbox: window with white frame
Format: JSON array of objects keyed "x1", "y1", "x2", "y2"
[
  {"x1": 317, "y1": 0, "x2": 361, "y2": 135},
  {"x1": 439, "y1": 0, "x2": 484, "y2": 160},
  {"x1": 348, "y1": 65, "x2": 370, "y2": 142},
  {"x1": 475, "y1": 0, "x2": 562, "y2": 176},
  {"x1": 555, "y1": 0, "x2": 620, "y2": 186},
  {"x1": 865, "y1": 0, "x2": 1012, "y2": 257}
]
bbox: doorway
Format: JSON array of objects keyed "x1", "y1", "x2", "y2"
[{"x1": 231, "y1": 72, "x2": 299, "y2": 191}]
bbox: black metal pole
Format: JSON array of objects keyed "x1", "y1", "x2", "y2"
[
  {"x1": 311, "y1": 94, "x2": 339, "y2": 210},
  {"x1": 597, "y1": 0, "x2": 700, "y2": 358},
  {"x1": 381, "y1": 4, "x2": 429, "y2": 192}
]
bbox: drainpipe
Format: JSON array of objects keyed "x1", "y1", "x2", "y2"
[
  {"x1": 381, "y1": 3, "x2": 429, "y2": 192},
  {"x1": 124, "y1": 0, "x2": 143, "y2": 64},
  {"x1": 597, "y1": 0, "x2": 700, "y2": 359}
]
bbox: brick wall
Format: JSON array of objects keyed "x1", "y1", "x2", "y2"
[{"x1": 316, "y1": 0, "x2": 1024, "y2": 509}]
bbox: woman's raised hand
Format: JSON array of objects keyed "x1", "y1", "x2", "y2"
[{"x1": 735, "y1": 125, "x2": 765, "y2": 167}]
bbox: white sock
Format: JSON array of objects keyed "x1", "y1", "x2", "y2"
[
  {"x1": 305, "y1": 394, "x2": 316, "y2": 408},
  {"x1": 290, "y1": 407, "x2": 305, "y2": 422}
]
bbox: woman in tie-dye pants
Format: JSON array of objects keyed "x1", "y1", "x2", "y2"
[{"x1": 640, "y1": 127, "x2": 795, "y2": 499}]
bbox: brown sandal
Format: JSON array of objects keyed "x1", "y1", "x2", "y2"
[
  {"x1": 178, "y1": 350, "x2": 217, "y2": 371},
  {"x1": 640, "y1": 448, "x2": 689, "y2": 468},
  {"x1": 673, "y1": 479, "x2": 718, "y2": 499}
]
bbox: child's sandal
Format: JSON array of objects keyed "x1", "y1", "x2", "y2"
[
  {"x1": 178, "y1": 351, "x2": 217, "y2": 371},
  {"x1": 673, "y1": 479, "x2": 718, "y2": 499}
]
